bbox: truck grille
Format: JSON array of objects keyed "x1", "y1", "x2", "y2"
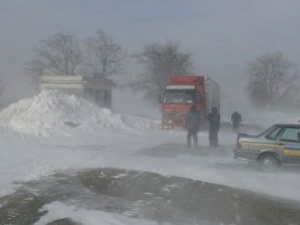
[{"x1": 162, "y1": 112, "x2": 186, "y2": 129}]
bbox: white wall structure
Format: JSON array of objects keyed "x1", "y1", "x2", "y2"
[{"x1": 40, "y1": 75, "x2": 115, "y2": 109}]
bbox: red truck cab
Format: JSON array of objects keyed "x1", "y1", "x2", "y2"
[{"x1": 161, "y1": 75, "x2": 220, "y2": 129}]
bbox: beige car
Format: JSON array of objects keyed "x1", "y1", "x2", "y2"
[{"x1": 234, "y1": 124, "x2": 300, "y2": 171}]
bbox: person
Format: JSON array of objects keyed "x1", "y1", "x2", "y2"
[
  {"x1": 185, "y1": 105, "x2": 201, "y2": 149},
  {"x1": 208, "y1": 107, "x2": 220, "y2": 147},
  {"x1": 231, "y1": 111, "x2": 242, "y2": 132}
]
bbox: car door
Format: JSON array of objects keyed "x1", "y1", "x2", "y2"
[{"x1": 276, "y1": 127, "x2": 300, "y2": 164}]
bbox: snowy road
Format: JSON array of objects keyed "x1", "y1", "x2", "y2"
[
  {"x1": 38, "y1": 128, "x2": 300, "y2": 203},
  {"x1": 1, "y1": 129, "x2": 300, "y2": 225}
]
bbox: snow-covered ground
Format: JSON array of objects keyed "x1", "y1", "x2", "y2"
[{"x1": 0, "y1": 90, "x2": 299, "y2": 224}]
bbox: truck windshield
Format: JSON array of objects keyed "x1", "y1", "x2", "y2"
[{"x1": 163, "y1": 89, "x2": 197, "y2": 104}]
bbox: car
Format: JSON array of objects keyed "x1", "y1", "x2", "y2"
[{"x1": 234, "y1": 124, "x2": 300, "y2": 171}]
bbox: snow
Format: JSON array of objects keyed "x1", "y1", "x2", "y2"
[
  {"x1": 35, "y1": 201, "x2": 160, "y2": 225},
  {"x1": 0, "y1": 90, "x2": 157, "y2": 136},
  {"x1": 0, "y1": 89, "x2": 300, "y2": 224}
]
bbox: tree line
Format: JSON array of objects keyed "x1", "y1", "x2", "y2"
[{"x1": 22, "y1": 30, "x2": 299, "y2": 111}]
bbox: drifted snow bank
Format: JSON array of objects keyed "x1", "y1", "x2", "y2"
[{"x1": 0, "y1": 90, "x2": 158, "y2": 136}]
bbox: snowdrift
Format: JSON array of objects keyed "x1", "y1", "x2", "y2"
[{"x1": 0, "y1": 90, "x2": 158, "y2": 136}]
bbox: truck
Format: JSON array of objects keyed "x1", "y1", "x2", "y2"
[{"x1": 160, "y1": 75, "x2": 220, "y2": 129}]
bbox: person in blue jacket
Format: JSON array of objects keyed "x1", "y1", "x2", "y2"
[{"x1": 185, "y1": 105, "x2": 201, "y2": 149}]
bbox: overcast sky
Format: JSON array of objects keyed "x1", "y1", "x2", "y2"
[{"x1": 1, "y1": 0, "x2": 300, "y2": 110}]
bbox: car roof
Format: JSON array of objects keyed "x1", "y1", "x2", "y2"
[{"x1": 274, "y1": 124, "x2": 300, "y2": 128}]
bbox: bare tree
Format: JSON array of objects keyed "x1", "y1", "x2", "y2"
[
  {"x1": 246, "y1": 52, "x2": 297, "y2": 109},
  {"x1": 134, "y1": 41, "x2": 193, "y2": 101},
  {"x1": 83, "y1": 29, "x2": 124, "y2": 78},
  {"x1": 25, "y1": 32, "x2": 83, "y2": 77}
]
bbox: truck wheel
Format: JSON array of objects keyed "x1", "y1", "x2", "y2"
[{"x1": 258, "y1": 154, "x2": 280, "y2": 172}]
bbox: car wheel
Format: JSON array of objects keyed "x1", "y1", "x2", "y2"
[{"x1": 258, "y1": 154, "x2": 279, "y2": 172}]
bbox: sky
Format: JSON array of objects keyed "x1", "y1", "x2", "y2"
[
  {"x1": 0, "y1": 89, "x2": 299, "y2": 224},
  {"x1": 1, "y1": 0, "x2": 300, "y2": 113}
]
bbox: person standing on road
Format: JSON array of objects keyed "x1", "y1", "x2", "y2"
[
  {"x1": 231, "y1": 111, "x2": 242, "y2": 132},
  {"x1": 208, "y1": 107, "x2": 220, "y2": 147},
  {"x1": 185, "y1": 105, "x2": 201, "y2": 149}
]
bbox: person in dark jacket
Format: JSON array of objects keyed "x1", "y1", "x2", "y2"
[
  {"x1": 208, "y1": 107, "x2": 220, "y2": 147},
  {"x1": 185, "y1": 105, "x2": 201, "y2": 149},
  {"x1": 231, "y1": 111, "x2": 242, "y2": 132}
]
